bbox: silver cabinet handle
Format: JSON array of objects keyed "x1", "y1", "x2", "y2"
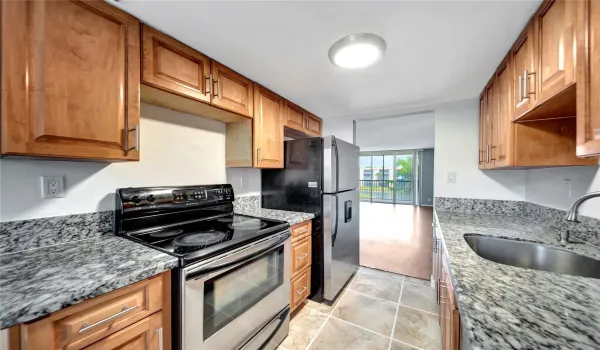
[
  {"x1": 124, "y1": 125, "x2": 139, "y2": 152},
  {"x1": 257, "y1": 148, "x2": 262, "y2": 162},
  {"x1": 523, "y1": 70, "x2": 528, "y2": 100},
  {"x1": 214, "y1": 77, "x2": 222, "y2": 99},
  {"x1": 205, "y1": 75, "x2": 211, "y2": 95},
  {"x1": 298, "y1": 253, "x2": 309, "y2": 260},
  {"x1": 517, "y1": 75, "x2": 522, "y2": 103},
  {"x1": 79, "y1": 305, "x2": 137, "y2": 334},
  {"x1": 296, "y1": 287, "x2": 307, "y2": 296},
  {"x1": 490, "y1": 146, "x2": 497, "y2": 161},
  {"x1": 156, "y1": 327, "x2": 164, "y2": 350},
  {"x1": 486, "y1": 144, "x2": 490, "y2": 163}
]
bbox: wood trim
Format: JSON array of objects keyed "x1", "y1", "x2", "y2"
[{"x1": 575, "y1": 0, "x2": 600, "y2": 157}]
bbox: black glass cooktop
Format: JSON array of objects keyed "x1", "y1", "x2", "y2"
[{"x1": 127, "y1": 214, "x2": 289, "y2": 264}]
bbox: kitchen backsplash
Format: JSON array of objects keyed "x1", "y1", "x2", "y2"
[
  {"x1": 0, "y1": 211, "x2": 113, "y2": 254},
  {"x1": 233, "y1": 195, "x2": 261, "y2": 212},
  {"x1": 435, "y1": 197, "x2": 600, "y2": 246}
]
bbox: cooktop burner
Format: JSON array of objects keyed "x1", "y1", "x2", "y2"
[
  {"x1": 126, "y1": 213, "x2": 289, "y2": 263},
  {"x1": 173, "y1": 231, "x2": 227, "y2": 247}
]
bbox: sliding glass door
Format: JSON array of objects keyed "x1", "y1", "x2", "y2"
[{"x1": 359, "y1": 151, "x2": 415, "y2": 204}]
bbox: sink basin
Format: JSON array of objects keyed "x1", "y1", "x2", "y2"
[{"x1": 464, "y1": 235, "x2": 600, "y2": 279}]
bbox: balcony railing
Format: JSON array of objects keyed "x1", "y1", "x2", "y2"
[{"x1": 359, "y1": 180, "x2": 413, "y2": 203}]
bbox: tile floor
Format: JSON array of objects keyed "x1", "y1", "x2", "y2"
[{"x1": 279, "y1": 266, "x2": 441, "y2": 350}]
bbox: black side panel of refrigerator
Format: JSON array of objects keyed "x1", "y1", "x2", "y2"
[
  {"x1": 261, "y1": 137, "x2": 325, "y2": 301},
  {"x1": 261, "y1": 137, "x2": 323, "y2": 216}
]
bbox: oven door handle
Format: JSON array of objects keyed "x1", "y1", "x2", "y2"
[{"x1": 186, "y1": 231, "x2": 291, "y2": 281}]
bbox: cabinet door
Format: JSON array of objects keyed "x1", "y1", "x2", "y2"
[
  {"x1": 484, "y1": 79, "x2": 496, "y2": 169},
  {"x1": 142, "y1": 25, "x2": 211, "y2": 103},
  {"x1": 253, "y1": 85, "x2": 284, "y2": 168},
  {"x1": 83, "y1": 312, "x2": 163, "y2": 350},
  {"x1": 211, "y1": 61, "x2": 253, "y2": 117},
  {"x1": 512, "y1": 21, "x2": 537, "y2": 120},
  {"x1": 494, "y1": 57, "x2": 513, "y2": 167},
  {"x1": 284, "y1": 100, "x2": 306, "y2": 132},
  {"x1": 576, "y1": 0, "x2": 600, "y2": 157},
  {"x1": 306, "y1": 113, "x2": 322, "y2": 136},
  {"x1": 535, "y1": 0, "x2": 576, "y2": 102},
  {"x1": 1, "y1": 0, "x2": 140, "y2": 161},
  {"x1": 478, "y1": 93, "x2": 487, "y2": 170}
]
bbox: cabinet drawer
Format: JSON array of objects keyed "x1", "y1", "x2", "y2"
[
  {"x1": 290, "y1": 267, "x2": 311, "y2": 310},
  {"x1": 21, "y1": 273, "x2": 167, "y2": 350},
  {"x1": 290, "y1": 220, "x2": 311, "y2": 242},
  {"x1": 291, "y1": 236, "x2": 312, "y2": 278},
  {"x1": 82, "y1": 311, "x2": 163, "y2": 350}
]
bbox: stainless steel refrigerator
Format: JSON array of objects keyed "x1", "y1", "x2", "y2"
[{"x1": 261, "y1": 136, "x2": 360, "y2": 302}]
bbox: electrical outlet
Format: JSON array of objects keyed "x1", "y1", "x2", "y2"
[
  {"x1": 41, "y1": 176, "x2": 65, "y2": 199},
  {"x1": 241, "y1": 176, "x2": 249, "y2": 189}
]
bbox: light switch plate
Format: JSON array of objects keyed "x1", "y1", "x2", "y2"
[
  {"x1": 41, "y1": 176, "x2": 65, "y2": 199},
  {"x1": 446, "y1": 172, "x2": 457, "y2": 183}
]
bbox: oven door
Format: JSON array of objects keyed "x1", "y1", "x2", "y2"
[{"x1": 182, "y1": 231, "x2": 291, "y2": 350}]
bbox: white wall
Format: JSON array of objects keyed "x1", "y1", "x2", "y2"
[
  {"x1": 322, "y1": 117, "x2": 354, "y2": 144},
  {"x1": 0, "y1": 103, "x2": 227, "y2": 222},
  {"x1": 356, "y1": 112, "x2": 435, "y2": 151},
  {"x1": 434, "y1": 99, "x2": 527, "y2": 200},
  {"x1": 526, "y1": 167, "x2": 600, "y2": 219},
  {"x1": 226, "y1": 168, "x2": 262, "y2": 197}
]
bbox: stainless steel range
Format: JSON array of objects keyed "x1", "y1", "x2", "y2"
[{"x1": 114, "y1": 184, "x2": 291, "y2": 350}]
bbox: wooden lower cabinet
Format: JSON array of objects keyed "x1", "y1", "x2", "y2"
[
  {"x1": 11, "y1": 272, "x2": 171, "y2": 350},
  {"x1": 437, "y1": 248, "x2": 461, "y2": 350},
  {"x1": 289, "y1": 220, "x2": 313, "y2": 313}
]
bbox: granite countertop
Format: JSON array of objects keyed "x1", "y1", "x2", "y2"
[
  {"x1": 435, "y1": 210, "x2": 600, "y2": 349},
  {"x1": 0, "y1": 235, "x2": 178, "y2": 329},
  {"x1": 235, "y1": 207, "x2": 315, "y2": 226}
]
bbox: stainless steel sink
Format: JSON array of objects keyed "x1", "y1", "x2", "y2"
[{"x1": 464, "y1": 235, "x2": 600, "y2": 279}]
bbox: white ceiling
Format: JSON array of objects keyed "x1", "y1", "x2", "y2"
[{"x1": 111, "y1": 0, "x2": 542, "y2": 119}]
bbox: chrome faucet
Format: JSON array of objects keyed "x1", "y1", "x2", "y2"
[{"x1": 561, "y1": 191, "x2": 600, "y2": 245}]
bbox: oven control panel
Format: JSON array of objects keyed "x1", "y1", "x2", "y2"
[{"x1": 117, "y1": 184, "x2": 234, "y2": 211}]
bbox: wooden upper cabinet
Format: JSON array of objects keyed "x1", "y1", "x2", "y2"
[
  {"x1": 211, "y1": 61, "x2": 254, "y2": 117},
  {"x1": 306, "y1": 113, "x2": 322, "y2": 136},
  {"x1": 284, "y1": 100, "x2": 306, "y2": 132},
  {"x1": 142, "y1": 25, "x2": 211, "y2": 103},
  {"x1": 254, "y1": 85, "x2": 284, "y2": 168},
  {"x1": 478, "y1": 93, "x2": 487, "y2": 170},
  {"x1": 511, "y1": 21, "x2": 536, "y2": 119},
  {"x1": 576, "y1": 0, "x2": 600, "y2": 157},
  {"x1": 535, "y1": 0, "x2": 576, "y2": 102},
  {"x1": 1, "y1": 0, "x2": 140, "y2": 161},
  {"x1": 494, "y1": 56, "x2": 513, "y2": 167}
]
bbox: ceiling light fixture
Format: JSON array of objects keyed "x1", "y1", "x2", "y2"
[{"x1": 329, "y1": 33, "x2": 387, "y2": 69}]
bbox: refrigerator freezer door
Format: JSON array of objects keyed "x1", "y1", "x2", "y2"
[
  {"x1": 323, "y1": 136, "x2": 360, "y2": 193},
  {"x1": 323, "y1": 190, "x2": 360, "y2": 301}
]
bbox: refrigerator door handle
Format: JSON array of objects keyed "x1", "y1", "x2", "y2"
[
  {"x1": 332, "y1": 136, "x2": 339, "y2": 193},
  {"x1": 331, "y1": 193, "x2": 339, "y2": 247}
]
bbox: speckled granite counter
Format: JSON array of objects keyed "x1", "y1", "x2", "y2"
[
  {"x1": 435, "y1": 210, "x2": 600, "y2": 349},
  {"x1": 0, "y1": 235, "x2": 178, "y2": 329},
  {"x1": 235, "y1": 207, "x2": 314, "y2": 226}
]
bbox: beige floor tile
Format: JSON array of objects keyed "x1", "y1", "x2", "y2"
[
  {"x1": 400, "y1": 283, "x2": 438, "y2": 314},
  {"x1": 281, "y1": 305, "x2": 328, "y2": 350},
  {"x1": 348, "y1": 272, "x2": 403, "y2": 302},
  {"x1": 332, "y1": 289, "x2": 397, "y2": 336},
  {"x1": 360, "y1": 266, "x2": 405, "y2": 281},
  {"x1": 404, "y1": 275, "x2": 432, "y2": 287},
  {"x1": 390, "y1": 340, "x2": 421, "y2": 350},
  {"x1": 393, "y1": 306, "x2": 441, "y2": 350},
  {"x1": 309, "y1": 317, "x2": 390, "y2": 350}
]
